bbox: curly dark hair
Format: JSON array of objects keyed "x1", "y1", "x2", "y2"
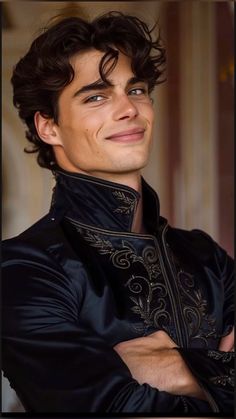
[{"x1": 11, "y1": 11, "x2": 166, "y2": 169}]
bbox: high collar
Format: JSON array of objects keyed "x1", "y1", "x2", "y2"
[{"x1": 51, "y1": 168, "x2": 161, "y2": 234}]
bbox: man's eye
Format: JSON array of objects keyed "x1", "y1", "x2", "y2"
[
  {"x1": 129, "y1": 88, "x2": 147, "y2": 96},
  {"x1": 85, "y1": 95, "x2": 105, "y2": 103}
]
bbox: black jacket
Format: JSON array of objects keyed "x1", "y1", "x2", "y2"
[{"x1": 2, "y1": 169, "x2": 234, "y2": 414}]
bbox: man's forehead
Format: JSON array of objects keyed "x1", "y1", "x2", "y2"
[
  {"x1": 67, "y1": 49, "x2": 134, "y2": 90},
  {"x1": 70, "y1": 48, "x2": 133, "y2": 79},
  {"x1": 70, "y1": 48, "x2": 104, "y2": 67}
]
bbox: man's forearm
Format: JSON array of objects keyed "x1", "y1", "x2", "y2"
[
  {"x1": 114, "y1": 329, "x2": 234, "y2": 402},
  {"x1": 118, "y1": 347, "x2": 206, "y2": 399},
  {"x1": 114, "y1": 331, "x2": 206, "y2": 400}
]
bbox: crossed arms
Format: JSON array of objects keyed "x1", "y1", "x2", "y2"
[
  {"x1": 114, "y1": 328, "x2": 234, "y2": 401},
  {"x1": 2, "y1": 240, "x2": 234, "y2": 412}
]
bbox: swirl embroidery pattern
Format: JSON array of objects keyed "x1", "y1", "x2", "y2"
[
  {"x1": 70, "y1": 223, "x2": 218, "y2": 344},
  {"x1": 176, "y1": 270, "x2": 217, "y2": 345},
  {"x1": 76, "y1": 228, "x2": 171, "y2": 332},
  {"x1": 167, "y1": 248, "x2": 217, "y2": 346}
]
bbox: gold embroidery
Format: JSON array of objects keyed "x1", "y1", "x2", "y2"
[
  {"x1": 112, "y1": 191, "x2": 136, "y2": 215},
  {"x1": 76, "y1": 227, "x2": 171, "y2": 332},
  {"x1": 177, "y1": 270, "x2": 217, "y2": 345},
  {"x1": 166, "y1": 245, "x2": 217, "y2": 346},
  {"x1": 210, "y1": 369, "x2": 234, "y2": 387},
  {"x1": 69, "y1": 221, "x2": 218, "y2": 345},
  {"x1": 207, "y1": 350, "x2": 235, "y2": 363}
]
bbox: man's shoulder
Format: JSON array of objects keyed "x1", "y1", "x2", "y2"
[
  {"x1": 2, "y1": 212, "x2": 67, "y2": 263},
  {"x1": 169, "y1": 225, "x2": 215, "y2": 247},
  {"x1": 167, "y1": 223, "x2": 232, "y2": 265}
]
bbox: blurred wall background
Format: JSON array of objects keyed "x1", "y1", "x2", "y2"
[{"x1": 2, "y1": 0, "x2": 234, "y2": 412}]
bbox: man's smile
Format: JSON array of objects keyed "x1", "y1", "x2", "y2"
[{"x1": 105, "y1": 127, "x2": 146, "y2": 143}]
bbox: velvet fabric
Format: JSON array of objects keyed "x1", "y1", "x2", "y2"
[{"x1": 2, "y1": 169, "x2": 234, "y2": 413}]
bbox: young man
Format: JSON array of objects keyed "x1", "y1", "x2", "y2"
[{"x1": 2, "y1": 12, "x2": 234, "y2": 413}]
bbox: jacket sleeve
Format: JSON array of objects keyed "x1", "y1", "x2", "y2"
[
  {"x1": 175, "y1": 232, "x2": 234, "y2": 413},
  {"x1": 2, "y1": 241, "x2": 212, "y2": 414},
  {"x1": 192, "y1": 228, "x2": 234, "y2": 335},
  {"x1": 176, "y1": 348, "x2": 234, "y2": 413}
]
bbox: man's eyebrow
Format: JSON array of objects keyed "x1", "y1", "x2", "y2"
[
  {"x1": 72, "y1": 80, "x2": 113, "y2": 98},
  {"x1": 127, "y1": 76, "x2": 147, "y2": 86},
  {"x1": 72, "y1": 76, "x2": 147, "y2": 98}
]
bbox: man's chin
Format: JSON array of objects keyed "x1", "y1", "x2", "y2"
[{"x1": 112, "y1": 161, "x2": 149, "y2": 174}]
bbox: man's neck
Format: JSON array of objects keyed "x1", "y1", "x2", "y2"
[
  {"x1": 89, "y1": 172, "x2": 145, "y2": 234},
  {"x1": 100, "y1": 172, "x2": 146, "y2": 235},
  {"x1": 54, "y1": 161, "x2": 146, "y2": 234},
  {"x1": 90, "y1": 170, "x2": 142, "y2": 193},
  {"x1": 131, "y1": 194, "x2": 146, "y2": 234}
]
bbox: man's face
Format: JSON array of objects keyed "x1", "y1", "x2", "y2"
[{"x1": 52, "y1": 49, "x2": 154, "y2": 180}]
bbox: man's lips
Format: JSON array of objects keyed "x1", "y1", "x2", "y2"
[{"x1": 105, "y1": 128, "x2": 145, "y2": 142}]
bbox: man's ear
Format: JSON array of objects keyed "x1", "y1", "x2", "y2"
[{"x1": 34, "y1": 111, "x2": 63, "y2": 146}]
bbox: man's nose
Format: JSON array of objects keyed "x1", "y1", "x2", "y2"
[{"x1": 112, "y1": 94, "x2": 138, "y2": 120}]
